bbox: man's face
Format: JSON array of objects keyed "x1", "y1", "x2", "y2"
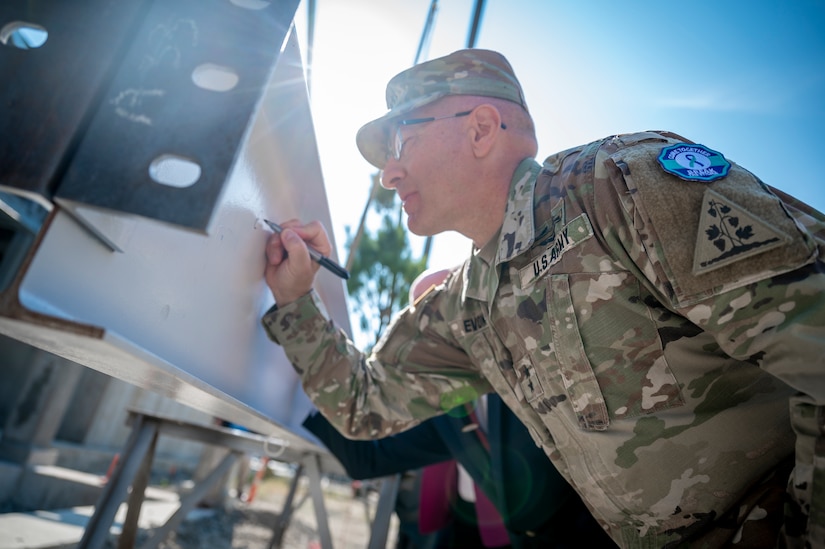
[{"x1": 380, "y1": 105, "x2": 469, "y2": 236}]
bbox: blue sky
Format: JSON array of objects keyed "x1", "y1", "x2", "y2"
[{"x1": 296, "y1": 0, "x2": 825, "y2": 272}]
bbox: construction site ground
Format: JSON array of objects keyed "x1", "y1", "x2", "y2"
[{"x1": 0, "y1": 474, "x2": 395, "y2": 549}]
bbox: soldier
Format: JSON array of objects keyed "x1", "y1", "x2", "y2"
[
  {"x1": 261, "y1": 49, "x2": 825, "y2": 547},
  {"x1": 303, "y1": 268, "x2": 613, "y2": 548}
]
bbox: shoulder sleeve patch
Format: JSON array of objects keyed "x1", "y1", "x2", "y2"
[
  {"x1": 608, "y1": 141, "x2": 818, "y2": 306},
  {"x1": 693, "y1": 187, "x2": 790, "y2": 275}
]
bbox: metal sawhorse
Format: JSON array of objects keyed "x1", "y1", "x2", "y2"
[{"x1": 76, "y1": 410, "x2": 400, "y2": 549}]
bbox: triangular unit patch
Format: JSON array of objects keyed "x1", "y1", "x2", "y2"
[{"x1": 693, "y1": 188, "x2": 791, "y2": 275}]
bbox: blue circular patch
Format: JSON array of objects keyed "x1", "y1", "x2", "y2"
[{"x1": 657, "y1": 143, "x2": 730, "y2": 182}]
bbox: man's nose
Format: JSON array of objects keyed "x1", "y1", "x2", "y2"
[{"x1": 380, "y1": 159, "x2": 403, "y2": 189}]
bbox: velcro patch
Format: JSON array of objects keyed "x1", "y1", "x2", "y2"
[
  {"x1": 519, "y1": 213, "x2": 593, "y2": 288},
  {"x1": 609, "y1": 141, "x2": 816, "y2": 306},
  {"x1": 693, "y1": 188, "x2": 791, "y2": 275},
  {"x1": 658, "y1": 143, "x2": 730, "y2": 182},
  {"x1": 516, "y1": 358, "x2": 544, "y2": 403}
]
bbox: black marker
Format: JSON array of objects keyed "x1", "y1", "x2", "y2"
[{"x1": 263, "y1": 219, "x2": 350, "y2": 280}]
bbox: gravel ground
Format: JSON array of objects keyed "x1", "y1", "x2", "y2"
[{"x1": 136, "y1": 475, "x2": 397, "y2": 549}]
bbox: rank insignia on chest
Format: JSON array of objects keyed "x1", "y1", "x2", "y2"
[
  {"x1": 519, "y1": 213, "x2": 594, "y2": 288},
  {"x1": 657, "y1": 143, "x2": 731, "y2": 182}
]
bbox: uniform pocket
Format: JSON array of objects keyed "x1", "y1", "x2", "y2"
[
  {"x1": 545, "y1": 274, "x2": 610, "y2": 430},
  {"x1": 450, "y1": 317, "x2": 521, "y2": 405},
  {"x1": 545, "y1": 273, "x2": 684, "y2": 429}
]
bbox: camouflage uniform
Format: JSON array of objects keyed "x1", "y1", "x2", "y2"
[{"x1": 263, "y1": 49, "x2": 825, "y2": 547}]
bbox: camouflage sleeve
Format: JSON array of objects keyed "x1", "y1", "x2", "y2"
[
  {"x1": 604, "y1": 136, "x2": 825, "y2": 545},
  {"x1": 262, "y1": 287, "x2": 491, "y2": 440}
]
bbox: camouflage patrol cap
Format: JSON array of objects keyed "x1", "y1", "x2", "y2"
[{"x1": 356, "y1": 49, "x2": 528, "y2": 169}]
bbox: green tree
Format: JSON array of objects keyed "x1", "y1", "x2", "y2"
[{"x1": 345, "y1": 180, "x2": 427, "y2": 349}]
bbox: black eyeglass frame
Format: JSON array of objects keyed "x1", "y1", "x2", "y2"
[{"x1": 389, "y1": 110, "x2": 507, "y2": 161}]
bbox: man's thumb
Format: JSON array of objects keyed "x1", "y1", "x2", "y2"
[{"x1": 282, "y1": 229, "x2": 308, "y2": 263}]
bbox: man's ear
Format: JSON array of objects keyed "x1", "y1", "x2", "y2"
[{"x1": 468, "y1": 104, "x2": 503, "y2": 158}]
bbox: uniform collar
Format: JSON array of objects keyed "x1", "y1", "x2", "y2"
[
  {"x1": 496, "y1": 158, "x2": 542, "y2": 264},
  {"x1": 463, "y1": 158, "x2": 541, "y2": 305}
]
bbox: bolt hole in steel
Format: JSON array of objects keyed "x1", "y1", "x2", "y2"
[
  {"x1": 149, "y1": 155, "x2": 202, "y2": 188},
  {"x1": 0, "y1": 22, "x2": 48, "y2": 49},
  {"x1": 192, "y1": 64, "x2": 239, "y2": 92}
]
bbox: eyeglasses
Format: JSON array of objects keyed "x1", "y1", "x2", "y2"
[{"x1": 389, "y1": 110, "x2": 507, "y2": 161}]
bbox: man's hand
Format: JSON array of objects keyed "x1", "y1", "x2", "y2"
[{"x1": 264, "y1": 220, "x2": 332, "y2": 305}]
